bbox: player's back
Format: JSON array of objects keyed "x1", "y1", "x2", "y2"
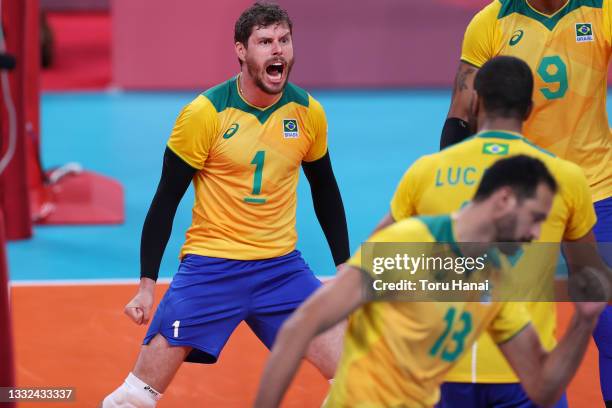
[
  {"x1": 393, "y1": 130, "x2": 593, "y2": 244},
  {"x1": 327, "y1": 215, "x2": 530, "y2": 407},
  {"x1": 462, "y1": 0, "x2": 612, "y2": 202},
  {"x1": 390, "y1": 130, "x2": 596, "y2": 383}
]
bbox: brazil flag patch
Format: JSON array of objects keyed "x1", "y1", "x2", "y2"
[
  {"x1": 575, "y1": 23, "x2": 593, "y2": 42},
  {"x1": 482, "y1": 143, "x2": 509, "y2": 155},
  {"x1": 283, "y1": 119, "x2": 299, "y2": 138}
]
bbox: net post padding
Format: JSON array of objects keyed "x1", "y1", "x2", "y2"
[{"x1": 1, "y1": 0, "x2": 33, "y2": 240}]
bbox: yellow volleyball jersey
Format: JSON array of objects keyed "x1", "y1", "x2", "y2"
[
  {"x1": 167, "y1": 76, "x2": 328, "y2": 260},
  {"x1": 461, "y1": 0, "x2": 612, "y2": 202},
  {"x1": 390, "y1": 130, "x2": 596, "y2": 383},
  {"x1": 327, "y1": 215, "x2": 530, "y2": 407}
]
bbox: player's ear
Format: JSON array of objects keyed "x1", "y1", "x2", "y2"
[
  {"x1": 235, "y1": 42, "x2": 247, "y2": 65},
  {"x1": 494, "y1": 186, "x2": 518, "y2": 214}
]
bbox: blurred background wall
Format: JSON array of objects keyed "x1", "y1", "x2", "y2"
[
  {"x1": 40, "y1": 0, "x2": 109, "y2": 11},
  {"x1": 111, "y1": 0, "x2": 489, "y2": 89}
]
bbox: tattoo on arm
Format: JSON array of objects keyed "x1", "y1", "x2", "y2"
[{"x1": 456, "y1": 67, "x2": 476, "y2": 91}]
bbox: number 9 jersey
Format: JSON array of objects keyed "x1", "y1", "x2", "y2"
[
  {"x1": 461, "y1": 0, "x2": 612, "y2": 203},
  {"x1": 166, "y1": 75, "x2": 328, "y2": 261}
]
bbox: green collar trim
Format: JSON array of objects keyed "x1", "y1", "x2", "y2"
[
  {"x1": 202, "y1": 76, "x2": 309, "y2": 124},
  {"x1": 498, "y1": 0, "x2": 603, "y2": 31},
  {"x1": 476, "y1": 130, "x2": 522, "y2": 140}
]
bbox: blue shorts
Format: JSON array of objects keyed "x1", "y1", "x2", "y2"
[
  {"x1": 437, "y1": 383, "x2": 568, "y2": 408},
  {"x1": 593, "y1": 196, "x2": 612, "y2": 401},
  {"x1": 143, "y1": 250, "x2": 322, "y2": 364}
]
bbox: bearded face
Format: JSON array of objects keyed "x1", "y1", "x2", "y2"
[{"x1": 241, "y1": 23, "x2": 294, "y2": 96}]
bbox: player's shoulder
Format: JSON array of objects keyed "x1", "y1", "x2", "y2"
[
  {"x1": 516, "y1": 138, "x2": 585, "y2": 179},
  {"x1": 414, "y1": 214, "x2": 454, "y2": 243},
  {"x1": 284, "y1": 81, "x2": 311, "y2": 108},
  {"x1": 374, "y1": 216, "x2": 443, "y2": 243},
  {"x1": 547, "y1": 155, "x2": 589, "y2": 185},
  {"x1": 284, "y1": 82, "x2": 327, "y2": 123},
  {"x1": 200, "y1": 77, "x2": 238, "y2": 114},
  {"x1": 406, "y1": 150, "x2": 442, "y2": 174},
  {"x1": 470, "y1": 0, "x2": 503, "y2": 25}
]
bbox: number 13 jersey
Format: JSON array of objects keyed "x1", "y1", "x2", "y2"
[
  {"x1": 461, "y1": 0, "x2": 612, "y2": 202},
  {"x1": 167, "y1": 75, "x2": 328, "y2": 260}
]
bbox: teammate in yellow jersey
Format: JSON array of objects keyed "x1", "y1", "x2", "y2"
[
  {"x1": 101, "y1": 3, "x2": 349, "y2": 407},
  {"x1": 375, "y1": 55, "x2": 598, "y2": 407},
  {"x1": 254, "y1": 152, "x2": 606, "y2": 408},
  {"x1": 441, "y1": 0, "x2": 612, "y2": 404}
]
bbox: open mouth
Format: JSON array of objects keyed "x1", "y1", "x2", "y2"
[{"x1": 265, "y1": 62, "x2": 285, "y2": 82}]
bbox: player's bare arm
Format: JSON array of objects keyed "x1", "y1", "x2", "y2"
[
  {"x1": 254, "y1": 265, "x2": 368, "y2": 408},
  {"x1": 124, "y1": 147, "x2": 196, "y2": 325},
  {"x1": 440, "y1": 61, "x2": 478, "y2": 149},
  {"x1": 563, "y1": 231, "x2": 612, "y2": 298},
  {"x1": 499, "y1": 301, "x2": 605, "y2": 407},
  {"x1": 448, "y1": 61, "x2": 478, "y2": 121}
]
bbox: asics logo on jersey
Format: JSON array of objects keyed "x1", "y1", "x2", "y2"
[
  {"x1": 509, "y1": 30, "x2": 524, "y2": 46},
  {"x1": 223, "y1": 123, "x2": 240, "y2": 139}
]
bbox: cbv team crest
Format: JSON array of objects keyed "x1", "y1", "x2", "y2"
[
  {"x1": 575, "y1": 23, "x2": 594, "y2": 42},
  {"x1": 283, "y1": 119, "x2": 299, "y2": 138}
]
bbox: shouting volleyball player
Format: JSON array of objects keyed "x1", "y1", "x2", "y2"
[{"x1": 101, "y1": 3, "x2": 349, "y2": 407}]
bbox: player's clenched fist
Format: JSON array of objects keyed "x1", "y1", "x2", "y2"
[{"x1": 124, "y1": 278, "x2": 155, "y2": 325}]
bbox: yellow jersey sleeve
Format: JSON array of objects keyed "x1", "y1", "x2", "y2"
[
  {"x1": 390, "y1": 157, "x2": 430, "y2": 221},
  {"x1": 603, "y1": 0, "x2": 612, "y2": 44},
  {"x1": 562, "y1": 162, "x2": 598, "y2": 240},
  {"x1": 167, "y1": 95, "x2": 219, "y2": 170},
  {"x1": 303, "y1": 96, "x2": 328, "y2": 162},
  {"x1": 461, "y1": 1, "x2": 502, "y2": 68},
  {"x1": 488, "y1": 302, "x2": 531, "y2": 344}
]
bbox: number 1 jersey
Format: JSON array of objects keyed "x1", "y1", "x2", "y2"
[
  {"x1": 461, "y1": 0, "x2": 612, "y2": 202},
  {"x1": 167, "y1": 76, "x2": 328, "y2": 260}
]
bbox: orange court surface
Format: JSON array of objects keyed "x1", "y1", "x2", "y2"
[{"x1": 11, "y1": 284, "x2": 601, "y2": 407}]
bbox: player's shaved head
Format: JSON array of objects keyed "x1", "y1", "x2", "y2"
[
  {"x1": 235, "y1": 2, "x2": 293, "y2": 47},
  {"x1": 474, "y1": 56, "x2": 533, "y2": 120}
]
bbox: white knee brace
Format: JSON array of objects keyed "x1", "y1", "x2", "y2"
[{"x1": 102, "y1": 373, "x2": 163, "y2": 408}]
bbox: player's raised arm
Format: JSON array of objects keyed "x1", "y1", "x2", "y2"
[
  {"x1": 124, "y1": 147, "x2": 196, "y2": 325},
  {"x1": 254, "y1": 265, "x2": 368, "y2": 408},
  {"x1": 498, "y1": 301, "x2": 605, "y2": 407}
]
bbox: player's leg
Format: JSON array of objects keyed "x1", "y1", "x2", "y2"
[
  {"x1": 592, "y1": 196, "x2": 612, "y2": 406},
  {"x1": 102, "y1": 254, "x2": 249, "y2": 407},
  {"x1": 101, "y1": 335, "x2": 191, "y2": 408},
  {"x1": 245, "y1": 250, "x2": 345, "y2": 379}
]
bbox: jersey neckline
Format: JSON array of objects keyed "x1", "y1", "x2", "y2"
[
  {"x1": 525, "y1": 0, "x2": 571, "y2": 18},
  {"x1": 235, "y1": 74, "x2": 284, "y2": 112}
]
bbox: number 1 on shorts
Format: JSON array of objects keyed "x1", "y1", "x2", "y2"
[{"x1": 172, "y1": 320, "x2": 180, "y2": 338}]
